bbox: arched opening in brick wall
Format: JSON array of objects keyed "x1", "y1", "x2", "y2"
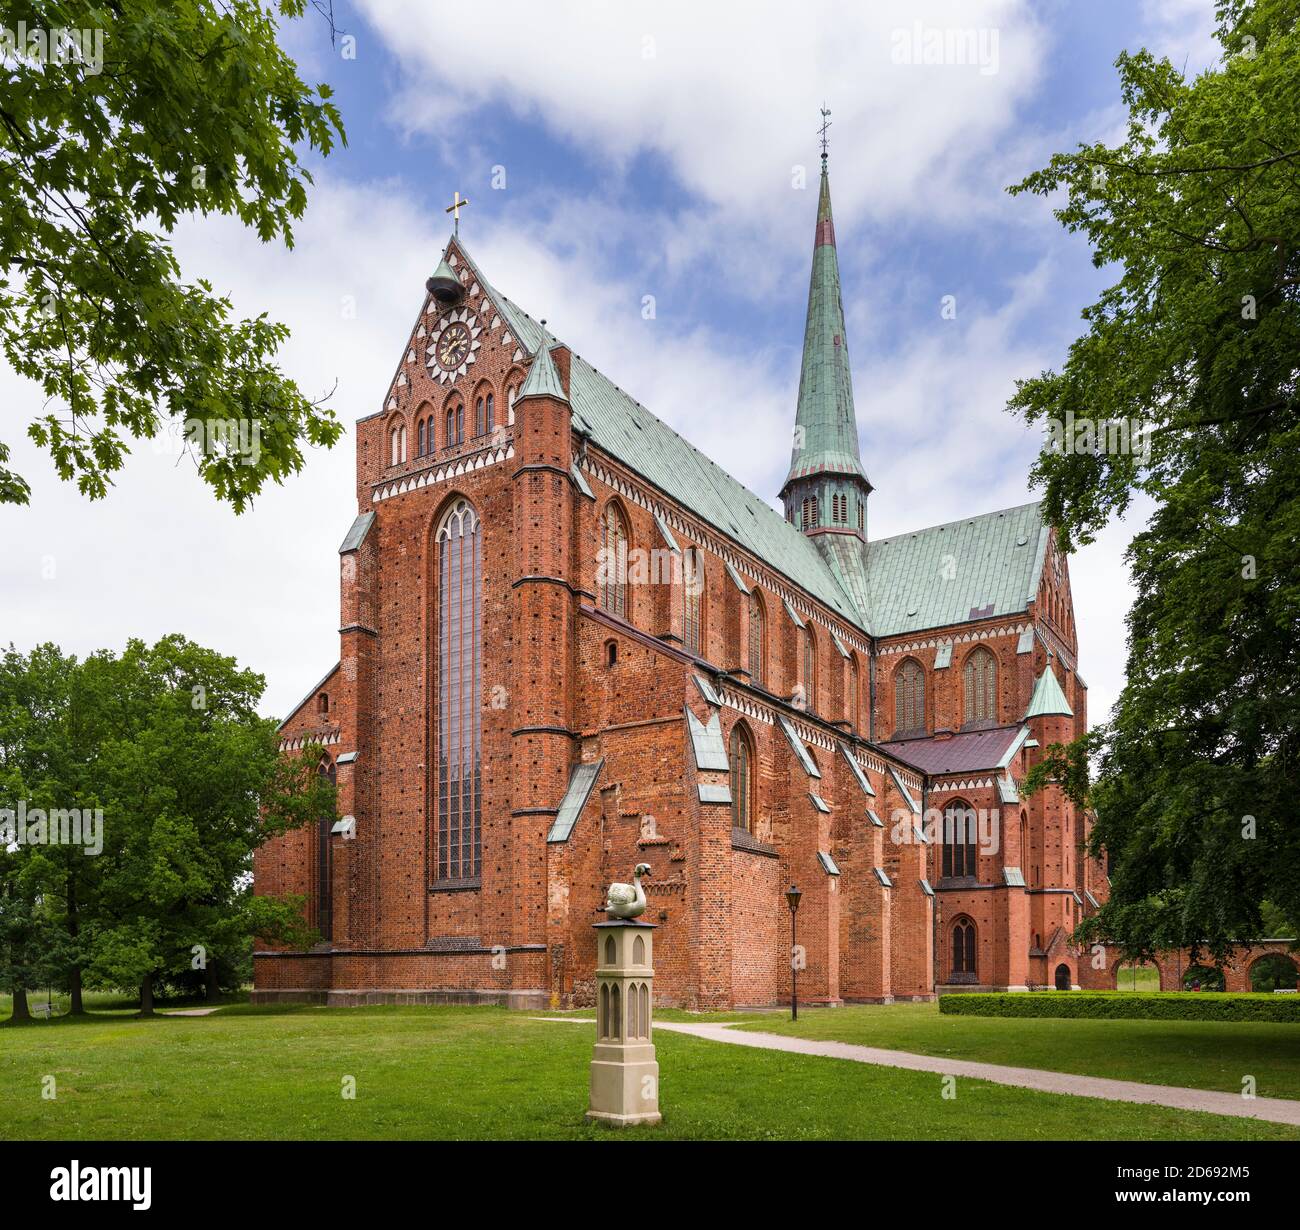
[
  {"x1": 1114, "y1": 961, "x2": 1161, "y2": 992},
  {"x1": 1248, "y1": 953, "x2": 1298, "y2": 992},
  {"x1": 1181, "y1": 964, "x2": 1225, "y2": 992}
]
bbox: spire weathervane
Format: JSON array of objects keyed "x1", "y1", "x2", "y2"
[
  {"x1": 445, "y1": 190, "x2": 470, "y2": 234},
  {"x1": 818, "y1": 105, "x2": 831, "y2": 161}
]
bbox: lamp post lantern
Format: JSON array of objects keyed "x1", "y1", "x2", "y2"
[{"x1": 785, "y1": 883, "x2": 802, "y2": 1021}]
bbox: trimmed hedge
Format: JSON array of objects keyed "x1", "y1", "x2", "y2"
[{"x1": 938, "y1": 991, "x2": 1300, "y2": 1023}]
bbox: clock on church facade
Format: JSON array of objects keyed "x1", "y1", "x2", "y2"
[
  {"x1": 427, "y1": 306, "x2": 482, "y2": 383},
  {"x1": 254, "y1": 157, "x2": 1101, "y2": 1011}
]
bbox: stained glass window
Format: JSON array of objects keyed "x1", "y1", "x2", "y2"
[
  {"x1": 942, "y1": 801, "x2": 978, "y2": 878},
  {"x1": 683, "y1": 548, "x2": 703, "y2": 654},
  {"x1": 952, "y1": 919, "x2": 977, "y2": 975},
  {"x1": 730, "y1": 725, "x2": 753, "y2": 832},
  {"x1": 436, "y1": 500, "x2": 481, "y2": 881},
  {"x1": 963, "y1": 646, "x2": 997, "y2": 725},
  {"x1": 895, "y1": 658, "x2": 925, "y2": 734},
  {"x1": 747, "y1": 593, "x2": 764, "y2": 685},
  {"x1": 599, "y1": 504, "x2": 628, "y2": 616}
]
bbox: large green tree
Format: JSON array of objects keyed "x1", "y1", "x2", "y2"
[
  {"x1": 0, "y1": 0, "x2": 345, "y2": 508},
  {"x1": 0, "y1": 637, "x2": 334, "y2": 1017},
  {"x1": 1011, "y1": 0, "x2": 1299, "y2": 960}
]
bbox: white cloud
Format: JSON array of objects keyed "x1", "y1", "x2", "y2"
[
  {"x1": 361, "y1": 0, "x2": 1049, "y2": 234},
  {"x1": 0, "y1": 158, "x2": 1138, "y2": 728},
  {"x1": 3, "y1": 0, "x2": 1179, "y2": 732}
]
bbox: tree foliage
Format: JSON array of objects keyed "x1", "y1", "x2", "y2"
[
  {"x1": 1008, "y1": 0, "x2": 1300, "y2": 959},
  {"x1": 0, "y1": 637, "x2": 333, "y2": 1017},
  {"x1": 0, "y1": 0, "x2": 346, "y2": 508}
]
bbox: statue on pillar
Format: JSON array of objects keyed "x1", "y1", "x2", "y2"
[
  {"x1": 604, "y1": 862, "x2": 651, "y2": 919},
  {"x1": 587, "y1": 864, "x2": 661, "y2": 1126}
]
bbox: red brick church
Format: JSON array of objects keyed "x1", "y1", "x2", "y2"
[{"x1": 254, "y1": 154, "x2": 1106, "y2": 1009}]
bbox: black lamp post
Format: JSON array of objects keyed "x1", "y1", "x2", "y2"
[{"x1": 785, "y1": 883, "x2": 802, "y2": 1020}]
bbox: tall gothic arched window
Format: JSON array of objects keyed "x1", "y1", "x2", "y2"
[
  {"x1": 417, "y1": 419, "x2": 427, "y2": 457},
  {"x1": 894, "y1": 658, "x2": 925, "y2": 735},
  {"x1": 435, "y1": 499, "x2": 482, "y2": 882},
  {"x1": 475, "y1": 396, "x2": 485, "y2": 436},
  {"x1": 485, "y1": 392, "x2": 495, "y2": 433},
  {"x1": 317, "y1": 757, "x2": 336, "y2": 940},
  {"x1": 848, "y1": 655, "x2": 860, "y2": 729},
  {"x1": 963, "y1": 645, "x2": 997, "y2": 726},
  {"x1": 730, "y1": 724, "x2": 754, "y2": 832},
  {"x1": 801, "y1": 626, "x2": 816, "y2": 712},
  {"x1": 952, "y1": 918, "x2": 977, "y2": 978},
  {"x1": 942, "y1": 799, "x2": 978, "y2": 878},
  {"x1": 683, "y1": 548, "x2": 704, "y2": 654},
  {"x1": 747, "y1": 592, "x2": 765, "y2": 686},
  {"x1": 599, "y1": 503, "x2": 629, "y2": 617}
]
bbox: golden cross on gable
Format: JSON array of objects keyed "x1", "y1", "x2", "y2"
[{"x1": 445, "y1": 190, "x2": 470, "y2": 233}]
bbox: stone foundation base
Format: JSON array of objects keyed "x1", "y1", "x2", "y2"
[
  {"x1": 585, "y1": 1109, "x2": 663, "y2": 1127},
  {"x1": 249, "y1": 987, "x2": 549, "y2": 1009},
  {"x1": 935, "y1": 984, "x2": 1028, "y2": 995}
]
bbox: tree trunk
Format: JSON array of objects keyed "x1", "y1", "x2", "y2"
[
  {"x1": 139, "y1": 972, "x2": 154, "y2": 1017},
  {"x1": 204, "y1": 960, "x2": 220, "y2": 1002},
  {"x1": 68, "y1": 874, "x2": 84, "y2": 1014},
  {"x1": 10, "y1": 984, "x2": 31, "y2": 1022}
]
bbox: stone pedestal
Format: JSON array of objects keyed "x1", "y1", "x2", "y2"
[{"x1": 586, "y1": 921, "x2": 661, "y2": 1127}]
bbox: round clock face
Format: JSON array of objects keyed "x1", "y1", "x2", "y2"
[
  {"x1": 436, "y1": 321, "x2": 471, "y2": 370},
  {"x1": 426, "y1": 308, "x2": 482, "y2": 383}
]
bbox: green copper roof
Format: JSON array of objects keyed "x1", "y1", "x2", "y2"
[
  {"x1": 452, "y1": 238, "x2": 867, "y2": 627},
  {"x1": 865, "y1": 502, "x2": 1049, "y2": 637},
  {"x1": 1024, "y1": 664, "x2": 1074, "y2": 719},
  {"x1": 517, "y1": 340, "x2": 568, "y2": 404},
  {"x1": 449, "y1": 237, "x2": 1049, "y2": 641},
  {"x1": 338, "y1": 511, "x2": 375, "y2": 554},
  {"x1": 781, "y1": 162, "x2": 868, "y2": 495},
  {"x1": 546, "y1": 759, "x2": 603, "y2": 843}
]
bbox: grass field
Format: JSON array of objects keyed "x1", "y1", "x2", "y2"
[
  {"x1": 1, "y1": 1000, "x2": 1297, "y2": 1141},
  {"x1": 1115, "y1": 963, "x2": 1162, "y2": 992},
  {"x1": 728, "y1": 1002, "x2": 1300, "y2": 1100}
]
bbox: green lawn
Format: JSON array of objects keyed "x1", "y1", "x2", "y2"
[
  {"x1": 1115, "y1": 963, "x2": 1162, "y2": 992},
  {"x1": 728, "y1": 1001, "x2": 1300, "y2": 1100},
  {"x1": 1, "y1": 1002, "x2": 1297, "y2": 1141}
]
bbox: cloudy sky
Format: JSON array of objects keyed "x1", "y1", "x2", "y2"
[{"x1": 1, "y1": 0, "x2": 1222, "y2": 725}]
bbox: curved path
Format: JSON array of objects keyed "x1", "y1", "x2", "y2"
[{"x1": 534, "y1": 1017, "x2": 1300, "y2": 1126}]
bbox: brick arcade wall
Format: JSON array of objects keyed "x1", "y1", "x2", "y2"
[{"x1": 1079, "y1": 941, "x2": 1300, "y2": 993}]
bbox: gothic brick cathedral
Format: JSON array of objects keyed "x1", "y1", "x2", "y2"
[{"x1": 254, "y1": 157, "x2": 1106, "y2": 1009}]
